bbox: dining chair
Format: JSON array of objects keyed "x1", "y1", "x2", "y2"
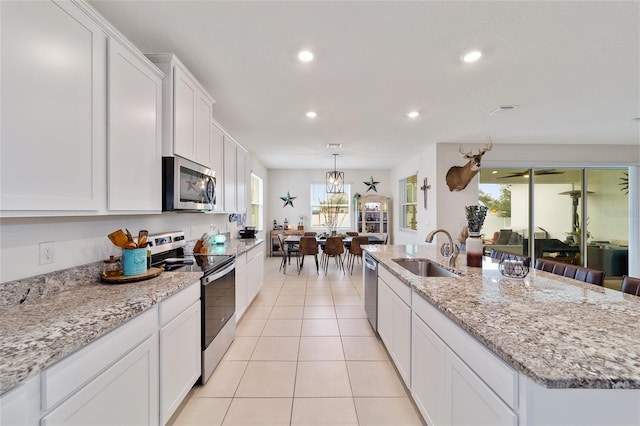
[
  {"x1": 277, "y1": 234, "x2": 299, "y2": 273},
  {"x1": 621, "y1": 275, "x2": 640, "y2": 296},
  {"x1": 346, "y1": 231, "x2": 359, "y2": 236},
  {"x1": 298, "y1": 236, "x2": 319, "y2": 274},
  {"x1": 321, "y1": 236, "x2": 345, "y2": 273},
  {"x1": 276, "y1": 234, "x2": 288, "y2": 273},
  {"x1": 346, "y1": 236, "x2": 368, "y2": 274},
  {"x1": 304, "y1": 232, "x2": 317, "y2": 236}
]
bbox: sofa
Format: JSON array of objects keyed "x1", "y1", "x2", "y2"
[{"x1": 484, "y1": 228, "x2": 549, "y2": 257}]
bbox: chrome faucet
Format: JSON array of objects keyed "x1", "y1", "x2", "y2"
[{"x1": 425, "y1": 229, "x2": 459, "y2": 268}]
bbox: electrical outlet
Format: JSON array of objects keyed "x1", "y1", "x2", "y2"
[{"x1": 39, "y1": 242, "x2": 55, "y2": 265}]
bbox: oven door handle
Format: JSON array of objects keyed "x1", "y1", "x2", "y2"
[{"x1": 203, "y1": 261, "x2": 236, "y2": 285}]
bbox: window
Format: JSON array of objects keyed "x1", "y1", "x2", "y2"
[
  {"x1": 400, "y1": 174, "x2": 418, "y2": 230},
  {"x1": 310, "y1": 183, "x2": 351, "y2": 231},
  {"x1": 250, "y1": 173, "x2": 263, "y2": 229}
]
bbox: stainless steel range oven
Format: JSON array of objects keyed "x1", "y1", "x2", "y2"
[{"x1": 149, "y1": 231, "x2": 235, "y2": 384}]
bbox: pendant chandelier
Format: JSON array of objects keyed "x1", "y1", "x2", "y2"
[{"x1": 326, "y1": 153, "x2": 344, "y2": 193}]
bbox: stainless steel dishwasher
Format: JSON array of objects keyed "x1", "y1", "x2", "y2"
[{"x1": 364, "y1": 252, "x2": 378, "y2": 332}]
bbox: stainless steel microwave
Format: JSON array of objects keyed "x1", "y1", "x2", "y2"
[{"x1": 162, "y1": 156, "x2": 216, "y2": 211}]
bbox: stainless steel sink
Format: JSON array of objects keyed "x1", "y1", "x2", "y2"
[{"x1": 392, "y1": 258, "x2": 460, "y2": 278}]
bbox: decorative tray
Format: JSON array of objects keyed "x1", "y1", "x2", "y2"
[{"x1": 100, "y1": 267, "x2": 163, "y2": 284}]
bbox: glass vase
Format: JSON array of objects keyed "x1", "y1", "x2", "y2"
[{"x1": 465, "y1": 232, "x2": 483, "y2": 267}]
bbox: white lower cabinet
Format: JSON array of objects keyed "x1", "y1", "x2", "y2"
[
  {"x1": 377, "y1": 268, "x2": 411, "y2": 387},
  {"x1": 247, "y1": 245, "x2": 264, "y2": 304},
  {"x1": 446, "y1": 348, "x2": 517, "y2": 426},
  {"x1": 41, "y1": 334, "x2": 159, "y2": 426},
  {"x1": 411, "y1": 291, "x2": 517, "y2": 426},
  {"x1": 0, "y1": 374, "x2": 40, "y2": 426},
  {"x1": 235, "y1": 244, "x2": 265, "y2": 321},
  {"x1": 159, "y1": 282, "x2": 201, "y2": 425},
  {"x1": 235, "y1": 253, "x2": 249, "y2": 321},
  {"x1": 411, "y1": 312, "x2": 446, "y2": 426},
  {"x1": 0, "y1": 281, "x2": 202, "y2": 426}
]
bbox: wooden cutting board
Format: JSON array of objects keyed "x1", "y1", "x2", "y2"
[{"x1": 100, "y1": 267, "x2": 162, "y2": 284}]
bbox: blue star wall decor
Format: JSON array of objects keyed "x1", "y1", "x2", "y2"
[
  {"x1": 363, "y1": 176, "x2": 380, "y2": 192},
  {"x1": 280, "y1": 192, "x2": 297, "y2": 208}
]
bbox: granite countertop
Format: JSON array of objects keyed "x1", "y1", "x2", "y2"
[
  {"x1": 0, "y1": 239, "x2": 264, "y2": 396},
  {"x1": 364, "y1": 244, "x2": 640, "y2": 390}
]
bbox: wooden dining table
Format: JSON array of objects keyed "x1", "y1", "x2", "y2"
[{"x1": 283, "y1": 234, "x2": 386, "y2": 271}]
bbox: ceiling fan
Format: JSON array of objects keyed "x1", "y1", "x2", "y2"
[{"x1": 497, "y1": 169, "x2": 565, "y2": 179}]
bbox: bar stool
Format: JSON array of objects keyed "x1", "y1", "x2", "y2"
[{"x1": 621, "y1": 275, "x2": 640, "y2": 296}]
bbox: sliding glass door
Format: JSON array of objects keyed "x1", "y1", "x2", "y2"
[
  {"x1": 532, "y1": 168, "x2": 583, "y2": 264},
  {"x1": 585, "y1": 169, "x2": 629, "y2": 278},
  {"x1": 480, "y1": 167, "x2": 630, "y2": 282},
  {"x1": 479, "y1": 169, "x2": 530, "y2": 257}
]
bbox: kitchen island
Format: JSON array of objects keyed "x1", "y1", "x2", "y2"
[{"x1": 365, "y1": 244, "x2": 640, "y2": 426}]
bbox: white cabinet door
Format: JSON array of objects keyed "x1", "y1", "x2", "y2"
[
  {"x1": 235, "y1": 254, "x2": 249, "y2": 321},
  {"x1": 247, "y1": 247, "x2": 264, "y2": 303},
  {"x1": 107, "y1": 37, "x2": 162, "y2": 212},
  {"x1": 159, "y1": 301, "x2": 201, "y2": 425},
  {"x1": 0, "y1": 374, "x2": 40, "y2": 426},
  {"x1": 411, "y1": 312, "x2": 447, "y2": 426},
  {"x1": 195, "y1": 93, "x2": 213, "y2": 168},
  {"x1": 223, "y1": 136, "x2": 237, "y2": 212},
  {"x1": 42, "y1": 334, "x2": 159, "y2": 426},
  {"x1": 173, "y1": 64, "x2": 196, "y2": 160},
  {"x1": 210, "y1": 122, "x2": 225, "y2": 212},
  {"x1": 377, "y1": 278, "x2": 392, "y2": 348},
  {"x1": 236, "y1": 147, "x2": 247, "y2": 212},
  {"x1": 377, "y1": 274, "x2": 411, "y2": 386},
  {"x1": 1, "y1": 0, "x2": 106, "y2": 213},
  {"x1": 391, "y1": 292, "x2": 411, "y2": 386},
  {"x1": 446, "y1": 349, "x2": 517, "y2": 426}
]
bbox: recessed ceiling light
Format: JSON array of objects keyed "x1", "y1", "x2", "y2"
[
  {"x1": 326, "y1": 143, "x2": 343, "y2": 149},
  {"x1": 406, "y1": 111, "x2": 420, "y2": 118},
  {"x1": 491, "y1": 170, "x2": 498, "y2": 174},
  {"x1": 462, "y1": 50, "x2": 482, "y2": 63},
  {"x1": 489, "y1": 105, "x2": 519, "y2": 115},
  {"x1": 298, "y1": 50, "x2": 314, "y2": 62},
  {"x1": 306, "y1": 111, "x2": 317, "y2": 118}
]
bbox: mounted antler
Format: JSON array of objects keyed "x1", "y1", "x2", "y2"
[{"x1": 446, "y1": 137, "x2": 493, "y2": 191}]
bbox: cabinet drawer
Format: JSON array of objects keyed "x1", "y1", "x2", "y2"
[
  {"x1": 41, "y1": 307, "x2": 157, "y2": 410},
  {"x1": 412, "y1": 292, "x2": 518, "y2": 409},
  {"x1": 159, "y1": 280, "x2": 200, "y2": 326},
  {"x1": 379, "y1": 265, "x2": 411, "y2": 305}
]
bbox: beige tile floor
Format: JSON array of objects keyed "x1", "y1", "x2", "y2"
[{"x1": 170, "y1": 255, "x2": 425, "y2": 426}]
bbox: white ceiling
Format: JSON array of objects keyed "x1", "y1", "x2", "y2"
[{"x1": 89, "y1": 1, "x2": 640, "y2": 170}]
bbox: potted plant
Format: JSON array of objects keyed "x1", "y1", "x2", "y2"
[{"x1": 465, "y1": 205, "x2": 488, "y2": 267}]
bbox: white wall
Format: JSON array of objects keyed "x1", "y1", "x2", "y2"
[
  {"x1": 389, "y1": 142, "x2": 639, "y2": 272},
  {"x1": 0, "y1": 213, "x2": 236, "y2": 283},
  {"x1": 267, "y1": 169, "x2": 390, "y2": 233}
]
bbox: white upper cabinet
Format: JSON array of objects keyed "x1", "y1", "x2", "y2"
[
  {"x1": 0, "y1": 0, "x2": 107, "y2": 214},
  {"x1": 195, "y1": 92, "x2": 213, "y2": 167},
  {"x1": 173, "y1": 65, "x2": 197, "y2": 160},
  {"x1": 0, "y1": 0, "x2": 164, "y2": 216},
  {"x1": 146, "y1": 54, "x2": 215, "y2": 168},
  {"x1": 222, "y1": 135, "x2": 247, "y2": 213},
  {"x1": 210, "y1": 121, "x2": 225, "y2": 212},
  {"x1": 236, "y1": 147, "x2": 247, "y2": 213},
  {"x1": 107, "y1": 37, "x2": 163, "y2": 212},
  {"x1": 223, "y1": 136, "x2": 237, "y2": 212}
]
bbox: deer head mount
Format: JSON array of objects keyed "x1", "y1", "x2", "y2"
[{"x1": 445, "y1": 138, "x2": 493, "y2": 192}]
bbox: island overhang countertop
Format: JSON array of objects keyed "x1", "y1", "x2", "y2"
[{"x1": 364, "y1": 244, "x2": 640, "y2": 390}]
